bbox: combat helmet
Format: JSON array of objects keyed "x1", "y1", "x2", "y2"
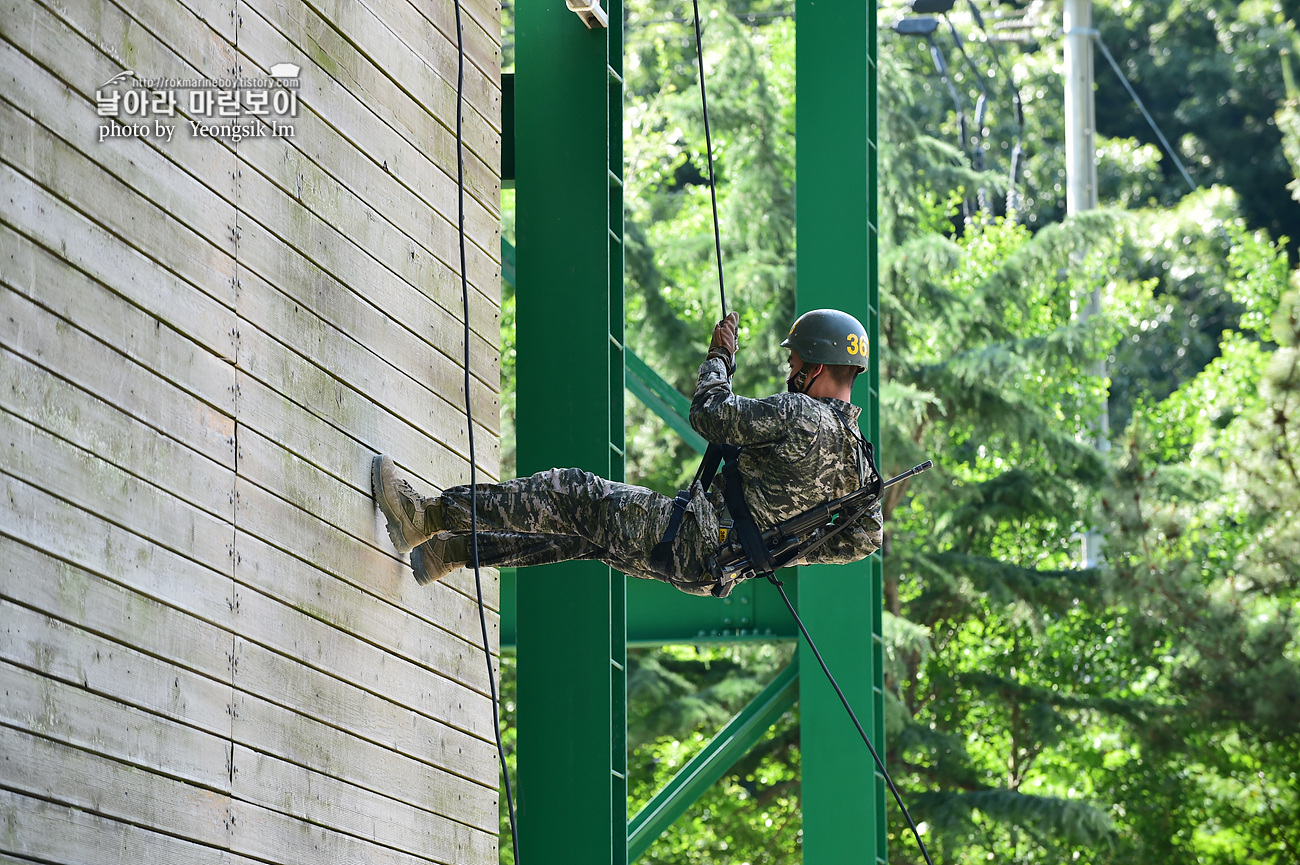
[{"x1": 780, "y1": 309, "x2": 869, "y2": 371}]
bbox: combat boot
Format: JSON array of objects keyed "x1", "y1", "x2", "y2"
[
  {"x1": 410, "y1": 534, "x2": 470, "y2": 585},
  {"x1": 372, "y1": 455, "x2": 445, "y2": 552}
]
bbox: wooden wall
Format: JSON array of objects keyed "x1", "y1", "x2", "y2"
[{"x1": 0, "y1": 0, "x2": 503, "y2": 862}]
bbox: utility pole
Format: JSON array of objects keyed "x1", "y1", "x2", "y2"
[
  {"x1": 1063, "y1": 0, "x2": 1107, "y2": 568},
  {"x1": 1064, "y1": 0, "x2": 1097, "y2": 215}
]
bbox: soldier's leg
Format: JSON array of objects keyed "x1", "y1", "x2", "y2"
[
  {"x1": 438, "y1": 467, "x2": 671, "y2": 556},
  {"x1": 437, "y1": 469, "x2": 728, "y2": 592},
  {"x1": 410, "y1": 530, "x2": 603, "y2": 585},
  {"x1": 378, "y1": 456, "x2": 722, "y2": 589},
  {"x1": 374, "y1": 456, "x2": 662, "y2": 554}
]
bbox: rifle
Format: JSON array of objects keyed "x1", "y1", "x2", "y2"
[{"x1": 715, "y1": 460, "x2": 933, "y2": 579}]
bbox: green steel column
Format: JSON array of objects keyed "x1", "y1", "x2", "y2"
[
  {"x1": 795, "y1": 1, "x2": 886, "y2": 863},
  {"x1": 515, "y1": 2, "x2": 626, "y2": 864}
]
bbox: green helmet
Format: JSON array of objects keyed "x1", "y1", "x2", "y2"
[{"x1": 780, "y1": 309, "x2": 869, "y2": 371}]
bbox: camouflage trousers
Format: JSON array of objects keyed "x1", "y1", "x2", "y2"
[{"x1": 436, "y1": 467, "x2": 732, "y2": 597}]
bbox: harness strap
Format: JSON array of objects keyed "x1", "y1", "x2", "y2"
[
  {"x1": 720, "y1": 455, "x2": 778, "y2": 576},
  {"x1": 649, "y1": 442, "x2": 730, "y2": 569}
]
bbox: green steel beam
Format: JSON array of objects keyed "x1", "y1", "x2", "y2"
[
  {"x1": 502, "y1": 236, "x2": 703, "y2": 457},
  {"x1": 502, "y1": 72, "x2": 514, "y2": 184},
  {"x1": 514, "y1": 3, "x2": 626, "y2": 863},
  {"x1": 627, "y1": 658, "x2": 801, "y2": 861},
  {"x1": 501, "y1": 236, "x2": 516, "y2": 289},
  {"x1": 499, "y1": 568, "x2": 799, "y2": 650},
  {"x1": 625, "y1": 350, "x2": 708, "y2": 455},
  {"x1": 796, "y1": 1, "x2": 886, "y2": 863}
]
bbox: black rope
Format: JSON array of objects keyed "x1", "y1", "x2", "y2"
[
  {"x1": 452, "y1": 1, "x2": 520, "y2": 861},
  {"x1": 691, "y1": 0, "x2": 727, "y2": 318},
  {"x1": 767, "y1": 575, "x2": 936, "y2": 865},
  {"x1": 687, "y1": 7, "x2": 932, "y2": 861}
]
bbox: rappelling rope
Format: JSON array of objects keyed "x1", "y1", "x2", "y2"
[
  {"x1": 689, "y1": 5, "x2": 935, "y2": 863},
  {"x1": 691, "y1": 0, "x2": 728, "y2": 318},
  {"x1": 767, "y1": 576, "x2": 937, "y2": 865},
  {"x1": 452, "y1": 1, "x2": 520, "y2": 861}
]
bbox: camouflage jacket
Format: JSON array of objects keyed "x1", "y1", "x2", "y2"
[{"x1": 688, "y1": 356, "x2": 883, "y2": 565}]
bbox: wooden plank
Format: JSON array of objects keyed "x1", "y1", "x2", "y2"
[
  {"x1": 0, "y1": 476, "x2": 237, "y2": 629},
  {"x1": 231, "y1": 81, "x2": 504, "y2": 309},
  {"x1": 231, "y1": 503, "x2": 499, "y2": 683},
  {"x1": 13, "y1": 0, "x2": 503, "y2": 322},
  {"x1": 4, "y1": 4, "x2": 502, "y2": 350},
  {"x1": 367, "y1": 0, "x2": 503, "y2": 94},
  {"x1": 399, "y1": 0, "x2": 504, "y2": 65},
  {"x1": 230, "y1": 776, "x2": 490, "y2": 865},
  {"x1": 1, "y1": 34, "x2": 500, "y2": 383},
  {"x1": 251, "y1": 0, "x2": 500, "y2": 161},
  {"x1": 0, "y1": 408, "x2": 234, "y2": 571},
  {"x1": 0, "y1": 724, "x2": 490, "y2": 865},
  {"x1": 186, "y1": 0, "x2": 234, "y2": 43},
  {"x1": 0, "y1": 276, "x2": 235, "y2": 470},
  {"x1": 234, "y1": 425, "x2": 498, "y2": 615},
  {"x1": 233, "y1": 366, "x2": 472, "y2": 508},
  {"x1": 0, "y1": 788, "x2": 256, "y2": 865},
  {"x1": 233, "y1": 121, "x2": 501, "y2": 382},
  {"x1": 0, "y1": 347, "x2": 233, "y2": 522},
  {"x1": 239, "y1": 0, "x2": 500, "y2": 219},
  {"x1": 0, "y1": 15, "x2": 240, "y2": 213},
  {"x1": 233, "y1": 259, "x2": 500, "y2": 449},
  {"x1": 233, "y1": 299, "x2": 494, "y2": 480},
  {"x1": 0, "y1": 596, "x2": 232, "y2": 738},
  {"x1": 0, "y1": 165, "x2": 237, "y2": 363},
  {"x1": 0, "y1": 63, "x2": 237, "y2": 264},
  {"x1": 229, "y1": 488, "x2": 496, "y2": 698},
  {"x1": 0, "y1": 572, "x2": 496, "y2": 837},
  {"x1": 0, "y1": 224, "x2": 237, "y2": 424},
  {"x1": 233, "y1": 744, "x2": 497, "y2": 865},
  {"x1": 0, "y1": 725, "x2": 232, "y2": 850},
  {"x1": 230, "y1": 674, "x2": 499, "y2": 835},
  {"x1": 0, "y1": 853, "x2": 58, "y2": 865},
  {"x1": 233, "y1": 629, "x2": 498, "y2": 787},
  {"x1": 325, "y1": 0, "x2": 501, "y2": 125},
  {"x1": 230, "y1": 568, "x2": 496, "y2": 740},
  {"x1": 0, "y1": 538, "x2": 236, "y2": 709},
  {"x1": 55, "y1": 0, "x2": 503, "y2": 251},
  {"x1": 230, "y1": 373, "x2": 503, "y2": 603},
  {"x1": 234, "y1": 323, "x2": 499, "y2": 485},
  {"x1": 230, "y1": 3, "x2": 501, "y2": 252},
  {"x1": 0, "y1": 661, "x2": 230, "y2": 792},
  {"x1": 0, "y1": 537, "x2": 497, "y2": 790},
  {"x1": 0, "y1": 91, "x2": 237, "y2": 320}
]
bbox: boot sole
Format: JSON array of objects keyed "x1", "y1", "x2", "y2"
[
  {"x1": 411, "y1": 535, "x2": 460, "y2": 585},
  {"x1": 371, "y1": 454, "x2": 415, "y2": 553},
  {"x1": 410, "y1": 543, "x2": 437, "y2": 585}
]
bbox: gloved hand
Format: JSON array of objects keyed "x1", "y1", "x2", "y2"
[{"x1": 708, "y1": 312, "x2": 739, "y2": 374}]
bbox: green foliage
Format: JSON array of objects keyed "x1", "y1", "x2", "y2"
[{"x1": 1095, "y1": 0, "x2": 1300, "y2": 249}]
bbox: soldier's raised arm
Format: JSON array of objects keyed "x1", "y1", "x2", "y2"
[{"x1": 689, "y1": 314, "x2": 802, "y2": 446}]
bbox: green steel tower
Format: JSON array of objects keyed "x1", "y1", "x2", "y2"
[{"x1": 511, "y1": 2, "x2": 883, "y2": 860}]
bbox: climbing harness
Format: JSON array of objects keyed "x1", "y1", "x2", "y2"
[
  {"x1": 682, "y1": 4, "x2": 938, "y2": 864},
  {"x1": 451, "y1": 2, "x2": 519, "y2": 862}
]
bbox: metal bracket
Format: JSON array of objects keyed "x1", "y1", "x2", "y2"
[{"x1": 566, "y1": 0, "x2": 608, "y2": 28}]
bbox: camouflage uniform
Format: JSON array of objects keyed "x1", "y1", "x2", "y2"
[{"x1": 435, "y1": 356, "x2": 882, "y2": 597}]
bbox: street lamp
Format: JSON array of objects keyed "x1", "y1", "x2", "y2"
[{"x1": 892, "y1": 15, "x2": 975, "y2": 217}]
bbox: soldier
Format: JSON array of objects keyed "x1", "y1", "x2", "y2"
[{"x1": 372, "y1": 308, "x2": 882, "y2": 597}]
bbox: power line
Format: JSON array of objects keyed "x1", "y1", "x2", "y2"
[{"x1": 1071, "y1": 27, "x2": 1199, "y2": 193}]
